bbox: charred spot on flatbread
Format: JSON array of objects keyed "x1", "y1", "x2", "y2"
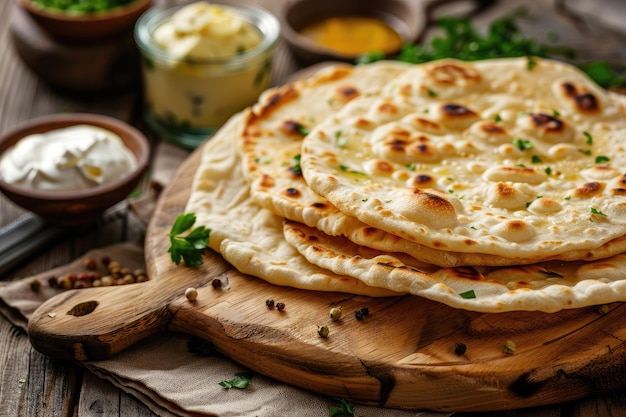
[
  {"x1": 334, "y1": 85, "x2": 360, "y2": 103},
  {"x1": 427, "y1": 62, "x2": 482, "y2": 87},
  {"x1": 559, "y1": 82, "x2": 601, "y2": 114},
  {"x1": 571, "y1": 181, "x2": 605, "y2": 198}
]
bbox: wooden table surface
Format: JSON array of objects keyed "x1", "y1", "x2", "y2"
[{"x1": 2, "y1": 0, "x2": 626, "y2": 416}]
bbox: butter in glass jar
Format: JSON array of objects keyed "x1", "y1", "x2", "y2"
[{"x1": 134, "y1": 1, "x2": 280, "y2": 149}]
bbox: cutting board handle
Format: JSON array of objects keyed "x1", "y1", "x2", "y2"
[{"x1": 28, "y1": 279, "x2": 172, "y2": 360}]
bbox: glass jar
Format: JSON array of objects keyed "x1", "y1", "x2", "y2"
[{"x1": 134, "y1": 1, "x2": 280, "y2": 149}]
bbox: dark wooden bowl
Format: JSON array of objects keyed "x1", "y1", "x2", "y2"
[
  {"x1": 279, "y1": 0, "x2": 423, "y2": 64},
  {"x1": 0, "y1": 114, "x2": 150, "y2": 226},
  {"x1": 15, "y1": 0, "x2": 151, "y2": 43}
]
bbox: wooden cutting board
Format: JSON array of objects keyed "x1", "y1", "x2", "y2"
[{"x1": 27, "y1": 145, "x2": 626, "y2": 413}]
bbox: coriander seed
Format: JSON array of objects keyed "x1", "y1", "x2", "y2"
[
  {"x1": 107, "y1": 260, "x2": 121, "y2": 271},
  {"x1": 83, "y1": 257, "x2": 97, "y2": 270},
  {"x1": 503, "y1": 340, "x2": 516, "y2": 355},
  {"x1": 318, "y1": 325, "x2": 330, "y2": 338},
  {"x1": 122, "y1": 274, "x2": 135, "y2": 285},
  {"x1": 59, "y1": 275, "x2": 73, "y2": 290},
  {"x1": 101, "y1": 276, "x2": 114, "y2": 286},
  {"x1": 330, "y1": 306, "x2": 342, "y2": 322},
  {"x1": 185, "y1": 287, "x2": 198, "y2": 301}
]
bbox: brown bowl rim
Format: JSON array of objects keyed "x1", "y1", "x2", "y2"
[
  {"x1": 0, "y1": 113, "x2": 150, "y2": 202},
  {"x1": 278, "y1": 0, "x2": 422, "y2": 61},
  {"x1": 16, "y1": 0, "x2": 151, "y2": 23}
]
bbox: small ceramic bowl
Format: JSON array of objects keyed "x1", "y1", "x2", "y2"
[
  {"x1": 15, "y1": 0, "x2": 152, "y2": 43},
  {"x1": 0, "y1": 114, "x2": 150, "y2": 226},
  {"x1": 279, "y1": 0, "x2": 423, "y2": 64}
]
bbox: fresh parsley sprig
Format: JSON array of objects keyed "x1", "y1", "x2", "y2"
[
  {"x1": 218, "y1": 372, "x2": 253, "y2": 390},
  {"x1": 168, "y1": 213, "x2": 210, "y2": 266},
  {"x1": 330, "y1": 399, "x2": 355, "y2": 417},
  {"x1": 357, "y1": 7, "x2": 626, "y2": 89}
]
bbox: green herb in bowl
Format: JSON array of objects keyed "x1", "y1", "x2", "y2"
[{"x1": 30, "y1": 0, "x2": 136, "y2": 14}]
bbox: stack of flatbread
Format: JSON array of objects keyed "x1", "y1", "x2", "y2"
[{"x1": 186, "y1": 57, "x2": 626, "y2": 313}]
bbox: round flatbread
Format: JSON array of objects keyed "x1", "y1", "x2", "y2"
[
  {"x1": 239, "y1": 59, "x2": 626, "y2": 267},
  {"x1": 301, "y1": 57, "x2": 626, "y2": 260},
  {"x1": 283, "y1": 220, "x2": 626, "y2": 313},
  {"x1": 185, "y1": 113, "x2": 401, "y2": 297},
  {"x1": 239, "y1": 61, "x2": 410, "y2": 224}
]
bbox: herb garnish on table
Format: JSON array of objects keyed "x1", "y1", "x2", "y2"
[{"x1": 359, "y1": 7, "x2": 626, "y2": 89}]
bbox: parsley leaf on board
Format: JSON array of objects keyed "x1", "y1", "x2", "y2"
[
  {"x1": 330, "y1": 399, "x2": 355, "y2": 417},
  {"x1": 219, "y1": 372, "x2": 253, "y2": 390},
  {"x1": 168, "y1": 213, "x2": 210, "y2": 266}
]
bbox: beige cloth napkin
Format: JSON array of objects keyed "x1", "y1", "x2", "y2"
[
  {"x1": 0, "y1": 141, "x2": 452, "y2": 417},
  {"x1": 0, "y1": 243, "x2": 451, "y2": 417}
]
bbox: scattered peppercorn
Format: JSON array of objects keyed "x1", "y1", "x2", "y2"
[
  {"x1": 276, "y1": 302, "x2": 286, "y2": 312},
  {"x1": 266, "y1": 299, "x2": 275, "y2": 309},
  {"x1": 330, "y1": 306, "x2": 342, "y2": 322},
  {"x1": 185, "y1": 287, "x2": 198, "y2": 302},
  {"x1": 108, "y1": 260, "x2": 121, "y2": 272},
  {"x1": 74, "y1": 280, "x2": 89, "y2": 289},
  {"x1": 503, "y1": 340, "x2": 516, "y2": 355},
  {"x1": 454, "y1": 342, "x2": 467, "y2": 356},
  {"x1": 46, "y1": 257, "x2": 149, "y2": 291},
  {"x1": 355, "y1": 306, "x2": 369, "y2": 321},
  {"x1": 121, "y1": 274, "x2": 135, "y2": 285},
  {"x1": 83, "y1": 257, "x2": 97, "y2": 270},
  {"x1": 211, "y1": 278, "x2": 222, "y2": 289},
  {"x1": 29, "y1": 279, "x2": 41, "y2": 292},
  {"x1": 318, "y1": 325, "x2": 330, "y2": 338}
]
